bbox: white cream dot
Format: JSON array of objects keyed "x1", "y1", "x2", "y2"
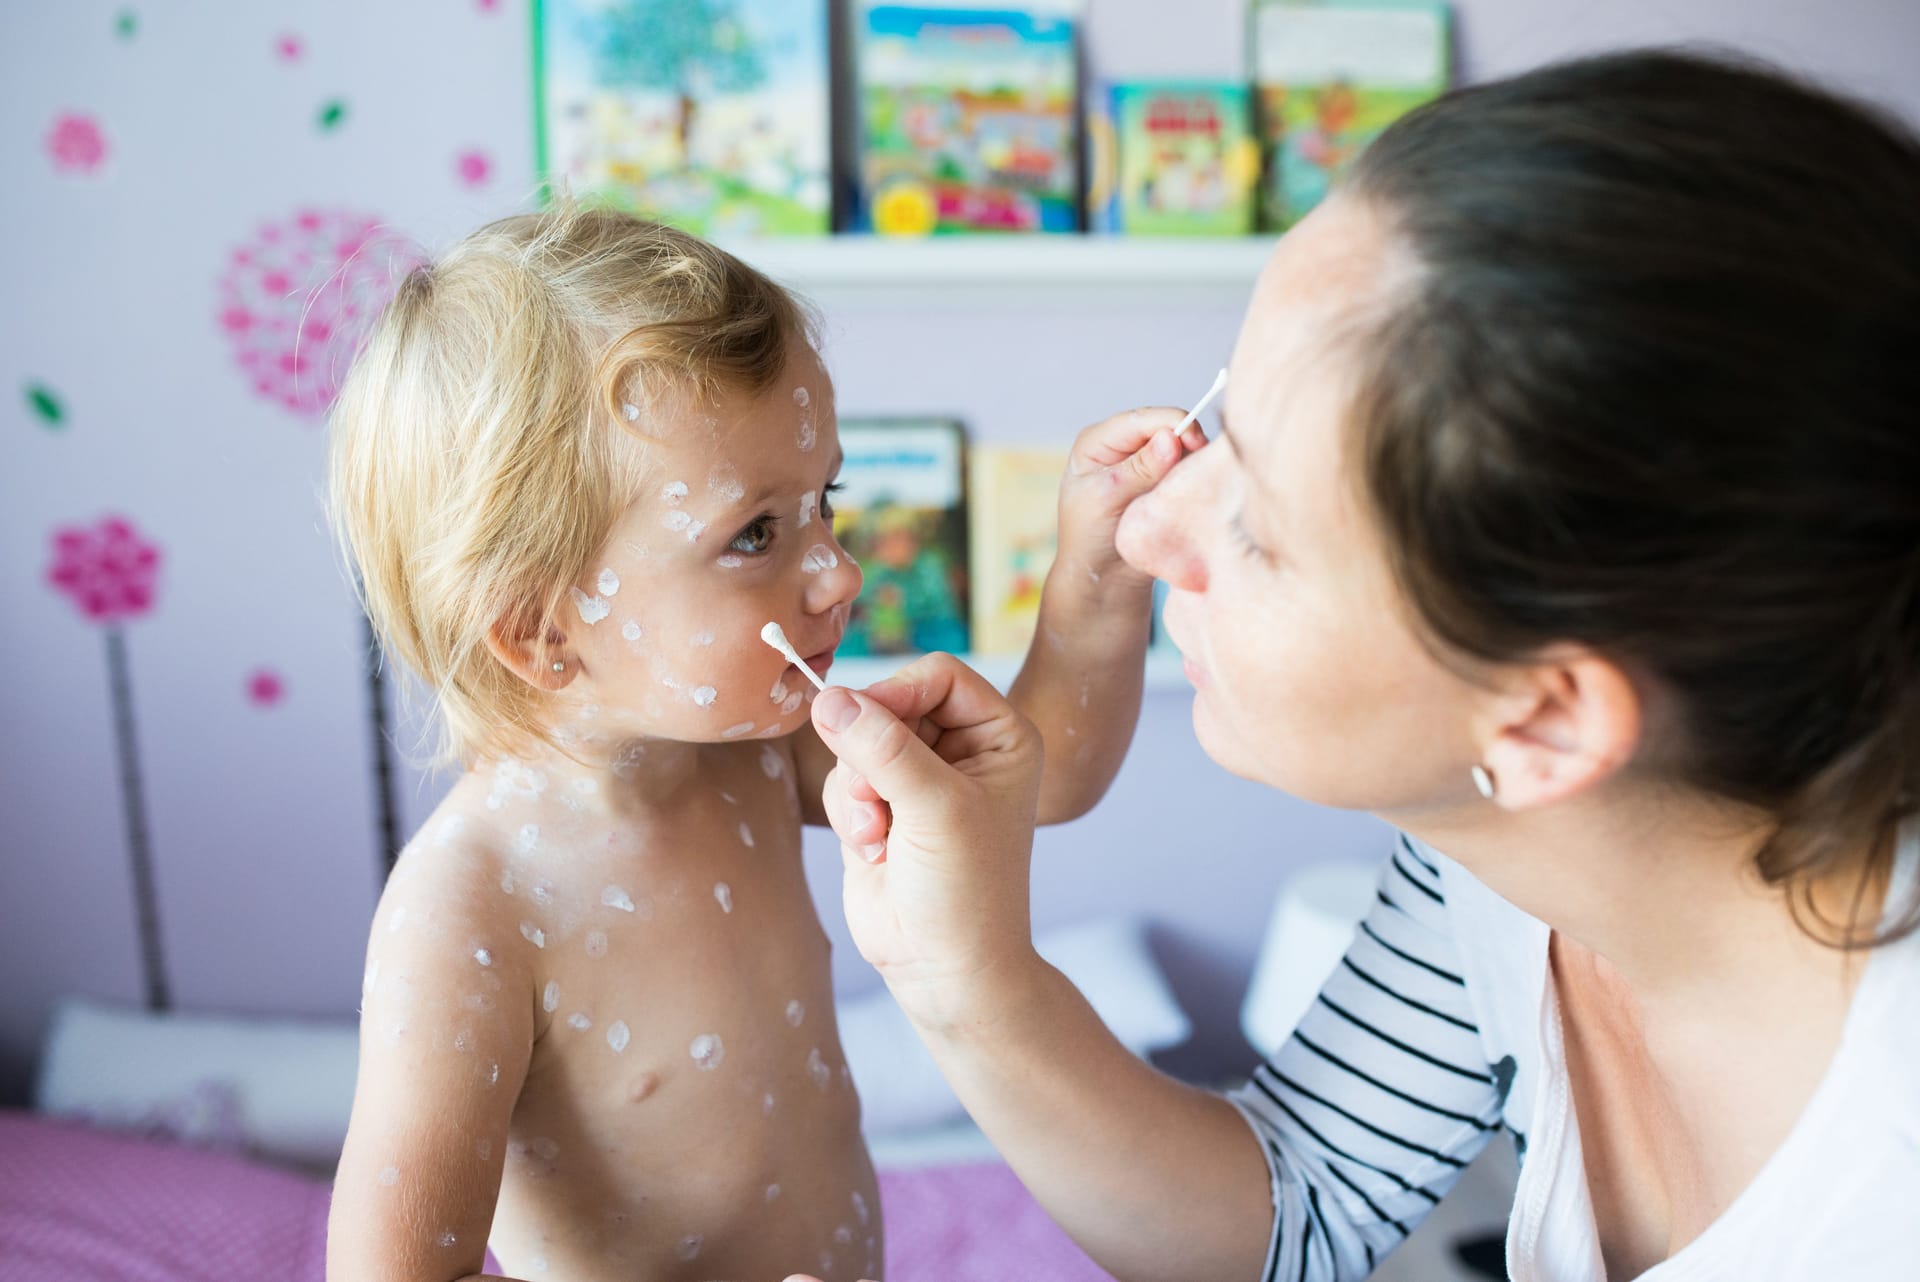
[
  {"x1": 663, "y1": 480, "x2": 688, "y2": 504},
  {"x1": 621, "y1": 618, "x2": 643, "y2": 642},
  {"x1": 597, "y1": 568, "x2": 620, "y2": 596},
  {"x1": 690, "y1": 1033, "x2": 725, "y2": 1070},
  {"x1": 601, "y1": 885, "x2": 635, "y2": 912},
  {"x1": 738, "y1": 822, "x2": 755, "y2": 847},
  {"x1": 607, "y1": 1020, "x2": 630, "y2": 1053},
  {"x1": 714, "y1": 882, "x2": 733, "y2": 913},
  {"x1": 786, "y1": 999, "x2": 805, "y2": 1027},
  {"x1": 624, "y1": 402, "x2": 640, "y2": 421},
  {"x1": 569, "y1": 586, "x2": 610, "y2": 624},
  {"x1": 474, "y1": 948, "x2": 493, "y2": 967},
  {"x1": 543, "y1": 981, "x2": 560, "y2": 1012},
  {"x1": 568, "y1": 1012, "x2": 592, "y2": 1031},
  {"x1": 519, "y1": 921, "x2": 546, "y2": 948},
  {"x1": 722, "y1": 721, "x2": 756, "y2": 738},
  {"x1": 691, "y1": 685, "x2": 717, "y2": 706}
]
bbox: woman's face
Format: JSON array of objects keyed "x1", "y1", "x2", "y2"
[{"x1": 1118, "y1": 197, "x2": 1488, "y2": 818}]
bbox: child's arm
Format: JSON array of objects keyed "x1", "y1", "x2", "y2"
[
  {"x1": 1009, "y1": 407, "x2": 1197, "y2": 823},
  {"x1": 326, "y1": 886, "x2": 536, "y2": 1282},
  {"x1": 792, "y1": 407, "x2": 1198, "y2": 832}
]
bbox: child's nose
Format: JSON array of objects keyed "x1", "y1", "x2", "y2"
[
  {"x1": 806, "y1": 526, "x2": 863, "y2": 613},
  {"x1": 1116, "y1": 473, "x2": 1208, "y2": 594}
]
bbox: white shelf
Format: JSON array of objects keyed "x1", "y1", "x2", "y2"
[
  {"x1": 721, "y1": 235, "x2": 1276, "y2": 304},
  {"x1": 826, "y1": 649, "x2": 1189, "y2": 693}
]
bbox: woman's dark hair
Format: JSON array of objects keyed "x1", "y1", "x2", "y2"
[{"x1": 1345, "y1": 48, "x2": 1920, "y2": 945}]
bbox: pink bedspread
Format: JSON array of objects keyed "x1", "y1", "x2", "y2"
[{"x1": 0, "y1": 1111, "x2": 1114, "y2": 1281}]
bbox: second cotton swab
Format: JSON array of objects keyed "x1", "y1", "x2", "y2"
[{"x1": 760, "y1": 622, "x2": 829, "y2": 693}]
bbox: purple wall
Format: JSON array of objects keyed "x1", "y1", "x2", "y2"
[{"x1": 4, "y1": 0, "x2": 1917, "y2": 1105}]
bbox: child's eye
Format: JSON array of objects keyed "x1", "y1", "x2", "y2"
[
  {"x1": 728, "y1": 514, "x2": 778, "y2": 556},
  {"x1": 820, "y1": 481, "x2": 846, "y2": 521}
]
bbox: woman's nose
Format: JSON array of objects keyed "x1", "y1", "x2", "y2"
[{"x1": 1116, "y1": 463, "x2": 1208, "y2": 593}]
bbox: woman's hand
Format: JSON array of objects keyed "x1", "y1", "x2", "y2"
[{"x1": 810, "y1": 654, "x2": 1044, "y2": 1030}]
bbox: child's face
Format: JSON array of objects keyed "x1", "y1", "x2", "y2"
[{"x1": 559, "y1": 345, "x2": 861, "y2": 748}]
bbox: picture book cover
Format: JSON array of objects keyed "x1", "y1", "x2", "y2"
[
  {"x1": 1089, "y1": 81, "x2": 1260, "y2": 236},
  {"x1": 854, "y1": 3, "x2": 1081, "y2": 235},
  {"x1": 967, "y1": 445, "x2": 1067, "y2": 655},
  {"x1": 534, "y1": 0, "x2": 832, "y2": 237},
  {"x1": 1249, "y1": 0, "x2": 1450, "y2": 230},
  {"x1": 833, "y1": 419, "x2": 971, "y2": 656}
]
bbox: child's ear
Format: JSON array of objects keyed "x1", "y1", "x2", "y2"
[{"x1": 485, "y1": 606, "x2": 573, "y2": 691}]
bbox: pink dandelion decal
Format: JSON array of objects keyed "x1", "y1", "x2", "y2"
[
  {"x1": 46, "y1": 515, "x2": 170, "y2": 1010},
  {"x1": 277, "y1": 33, "x2": 304, "y2": 62},
  {"x1": 216, "y1": 208, "x2": 425, "y2": 418},
  {"x1": 47, "y1": 516, "x2": 161, "y2": 624},
  {"x1": 247, "y1": 668, "x2": 286, "y2": 706},
  {"x1": 456, "y1": 149, "x2": 493, "y2": 187},
  {"x1": 47, "y1": 113, "x2": 107, "y2": 174}
]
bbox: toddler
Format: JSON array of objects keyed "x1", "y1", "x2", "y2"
[{"x1": 324, "y1": 204, "x2": 1191, "y2": 1282}]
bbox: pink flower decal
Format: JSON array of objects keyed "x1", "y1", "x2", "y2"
[
  {"x1": 47, "y1": 113, "x2": 107, "y2": 173},
  {"x1": 247, "y1": 669, "x2": 286, "y2": 706},
  {"x1": 277, "y1": 33, "x2": 304, "y2": 62},
  {"x1": 47, "y1": 516, "x2": 162, "y2": 625},
  {"x1": 456, "y1": 149, "x2": 493, "y2": 187},
  {"x1": 217, "y1": 208, "x2": 426, "y2": 418}
]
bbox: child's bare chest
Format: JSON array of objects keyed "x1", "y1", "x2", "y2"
[{"x1": 474, "y1": 784, "x2": 880, "y2": 1280}]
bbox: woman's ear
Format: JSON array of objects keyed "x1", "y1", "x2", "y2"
[
  {"x1": 485, "y1": 608, "x2": 573, "y2": 692},
  {"x1": 1478, "y1": 650, "x2": 1641, "y2": 809}
]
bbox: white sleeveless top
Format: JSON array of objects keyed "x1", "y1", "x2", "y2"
[{"x1": 1227, "y1": 822, "x2": 1920, "y2": 1281}]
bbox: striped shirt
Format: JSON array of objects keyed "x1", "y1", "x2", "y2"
[{"x1": 1227, "y1": 825, "x2": 1920, "y2": 1281}]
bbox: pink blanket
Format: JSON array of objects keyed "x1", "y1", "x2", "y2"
[{"x1": 0, "y1": 1112, "x2": 1114, "y2": 1281}]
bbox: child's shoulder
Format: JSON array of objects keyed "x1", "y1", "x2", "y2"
[{"x1": 365, "y1": 798, "x2": 528, "y2": 972}]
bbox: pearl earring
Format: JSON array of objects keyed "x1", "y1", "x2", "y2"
[
  {"x1": 1470, "y1": 764, "x2": 1496, "y2": 799},
  {"x1": 551, "y1": 661, "x2": 566, "y2": 673}
]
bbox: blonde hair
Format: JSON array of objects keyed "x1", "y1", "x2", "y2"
[{"x1": 327, "y1": 201, "x2": 816, "y2": 767}]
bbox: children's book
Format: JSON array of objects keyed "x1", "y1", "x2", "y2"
[
  {"x1": 534, "y1": 0, "x2": 832, "y2": 236},
  {"x1": 1248, "y1": 0, "x2": 1450, "y2": 231},
  {"x1": 853, "y1": 3, "x2": 1081, "y2": 235},
  {"x1": 833, "y1": 419, "x2": 971, "y2": 656},
  {"x1": 1089, "y1": 82, "x2": 1260, "y2": 236},
  {"x1": 967, "y1": 446, "x2": 1067, "y2": 655}
]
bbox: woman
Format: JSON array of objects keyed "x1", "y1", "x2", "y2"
[{"x1": 802, "y1": 49, "x2": 1919, "y2": 1282}]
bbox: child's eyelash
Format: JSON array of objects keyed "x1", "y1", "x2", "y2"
[{"x1": 728, "y1": 482, "x2": 845, "y2": 558}]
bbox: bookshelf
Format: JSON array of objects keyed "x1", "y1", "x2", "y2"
[
  {"x1": 722, "y1": 235, "x2": 1278, "y2": 304},
  {"x1": 828, "y1": 648, "x2": 1190, "y2": 694}
]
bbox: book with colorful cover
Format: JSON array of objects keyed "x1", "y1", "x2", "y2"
[
  {"x1": 854, "y1": 3, "x2": 1081, "y2": 235},
  {"x1": 534, "y1": 0, "x2": 832, "y2": 236},
  {"x1": 1249, "y1": 0, "x2": 1450, "y2": 231},
  {"x1": 1089, "y1": 81, "x2": 1260, "y2": 236},
  {"x1": 833, "y1": 419, "x2": 971, "y2": 656},
  {"x1": 967, "y1": 446, "x2": 1067, "y2": 655}
]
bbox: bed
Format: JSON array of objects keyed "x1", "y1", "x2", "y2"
[{"x1": 0, "y1": 1108, "x2": 1116, "y2": 1282}]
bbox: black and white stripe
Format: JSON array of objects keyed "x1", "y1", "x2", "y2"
[{"x1": 1228, "y1": 837, "x2": 1502, "y2": 1281}]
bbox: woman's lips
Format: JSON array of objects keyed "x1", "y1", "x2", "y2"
[{"x1": 802, "y1": 649, "x2": 836, "y2": 677}]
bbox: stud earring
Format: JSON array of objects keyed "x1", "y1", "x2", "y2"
[
  {"x1": 551, "y1": 661, "x2": 566, "y2": 673},
  {"x1": 1470, "y1": 764, "x2": 1496, "y2": 799}
]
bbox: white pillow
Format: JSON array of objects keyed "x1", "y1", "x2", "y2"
[
  {"x1": 34, "y1": 997, "x2": 359, "y2": 1170},
  {"x1": 843, "y1": 916, "x2": 1190, "y2": 1135},
  {"x1": 33, "y1": 916, "x2": 1189, "y2": 1159}
]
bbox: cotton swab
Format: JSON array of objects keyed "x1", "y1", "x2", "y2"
[
  {"x1": 760, "y1": 621, "x2": 829, "y2": 693},
  {"x1": 1173, "y1": 367, "x2": 1228, "y2": 436}
]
